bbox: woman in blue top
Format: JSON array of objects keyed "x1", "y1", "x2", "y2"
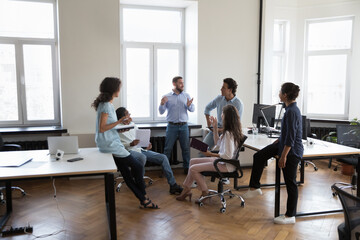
[
  {"x1": 242, "y1": 82, "x2": 303, "y2": 224},
  {"x1": 92, "y1": 77, "x2": 158, "y2": 209}
]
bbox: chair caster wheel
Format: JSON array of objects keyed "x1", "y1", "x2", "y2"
[
  {"x1": 198, "y1": 202, "x2": 204, "y2": 207},
  {"x1": 220, "y1": 207, "x2": 226, "y2": 213},
  {"x1": 148, "y1": 180, "x2": 153, "y2": 186},
  {"x1": 229, "y1": 195, "x2": 233, "y2": 199},
  {"x1": 332, "y1": 192, "x2": 337, "y2": 197},
  {"x1": 21, "y1": 192, "x2": 26, "y2": 196},
  {"x1": 116, "y1": 187, "x2": 121, "y2": 192},
  {"x1": 314, "y1": 167, "x2": 318, "y2": 171},
  {"x1": 241, "y1": 202, "x2": 245, "y2": 207}
]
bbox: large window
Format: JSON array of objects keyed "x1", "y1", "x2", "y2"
[
  {"x1": 121, "y1": 6, "x2": 184, "y2": 122},
  {"x1": 304, "y1": 18, "x2": 353, "y2": 119},
  {"x1": 271, "y1": 20, "x2": 289, "y2": 104},
  {"x1": 0, "y1": 0, "x2": 60, "y2": 126}
]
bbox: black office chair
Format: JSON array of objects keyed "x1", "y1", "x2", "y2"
[
  {"x1": 115, "y1": 175, "x2": 153, "y2": 192},
  {"x1": 332, "y1": 125, "x2": 360, "y2": 193},
  {"x1": 0, "y1": 134, "x2": 26, "y2": 204},
  {"x1": 198, "y1": 136, "x2": 247, "y2": 213},
  {"x1": 331, "y1": 183, "x2": 360, "y2": 240}
]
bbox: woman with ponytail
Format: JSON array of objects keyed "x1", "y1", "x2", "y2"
[
  {"x1": 242, "y1": 82, "x2": 303, "y2": 224},
  {"x1": 92, "y1": 77, "x2": 158, "y2": 209}
]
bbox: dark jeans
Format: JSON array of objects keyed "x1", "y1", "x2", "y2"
[
  {"x1": 113, "y1": 155, "x2": 146, "y2": 202},
  {"x1": 249, "y1": 142, "x2": 300, "y2": 217},
  {"x1": 164, "y1": 123, "x2": 190, "y2": 169}
]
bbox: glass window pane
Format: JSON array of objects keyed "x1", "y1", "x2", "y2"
[
  {"x1": 23, "y1": 45, "x2": 54, "y2": 120},
  {"x1": 123, "y1": 8, "x2": 182, "y2": 43},
  {"x1": 125, "y1": 48, "x2": 151, "y2": 118},
  {"x1": 307, "y1": 55, "x2": 347, "y2": 115},
  {"x1": 156, "y1": 49, "x2": 179, "y2": 118},
  {"x1": 308, "y1": 20, "x2": 352, "y2": 51},
  {"x1": 0, "y1": 44, "x2": 18, "y2": 121},
  {"x1": 273, "y1": 22, "x2": 284, "y2": 51},
  {"x1": 0, "y1": 0, "x2": 54, "y2": 38},
  {"x1": 271, "y1": 55, "x2": 283, "y2": 104}
]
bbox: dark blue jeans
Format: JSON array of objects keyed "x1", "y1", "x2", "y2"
[
  {"x1": 164, "y1": 123, "x2": 190, "y2": 169},
  {"x1": 113, "y1": 155, "x2": 146, "y2": 202}
]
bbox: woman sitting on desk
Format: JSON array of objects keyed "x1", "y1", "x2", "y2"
[
  {"x1": 92, "y1": 77, "x2": 158, "y2": 209},
  {"x1": 242, "y1": 82, "x2": 303, "y2": 224},
  {"x1": 176, "y1": 105, "x2": 245, "y2": 202}
]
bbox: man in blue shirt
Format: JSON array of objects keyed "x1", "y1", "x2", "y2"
[
  {"x1": 203, "y1": 78, "x2": 244, "y2": 149},
  {"x1": 159, "y1": 76, "x2": 195, "y2": 174}
]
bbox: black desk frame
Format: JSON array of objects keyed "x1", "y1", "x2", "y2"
[{"x1": 0, "y1": 173, "x2": 117, "y2": 240}]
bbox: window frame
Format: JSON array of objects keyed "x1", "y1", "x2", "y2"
[
  {"x1": 0, "y1": 0, "x2": 60, "y2": 127},
  {"x1": 303, "y1": 17, "x2": 353, "y2": 120},
  {"x1": 120, "y1": 4, "x2": 185, "y2": 123},
  {"x1": 271, "y1": 20, "x2": 289, "y2": 104}
]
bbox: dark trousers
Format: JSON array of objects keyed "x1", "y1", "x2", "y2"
[
  {"x1": 113, "y1": 155, "x2": 146, "y2": 202},
  {"x1": 249, "y1": 142, "x2": 300, "y2": 217}
]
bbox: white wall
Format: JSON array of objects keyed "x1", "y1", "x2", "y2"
[
  {"x1": 59, "y1": 0, "x2": 121, "y2": 135},
  {"x1": 197, "y1": 0, "x2": 259, "y2": 128},
  {"x1": 58, "y1": 0, "x2": 260, "y2": 141}
]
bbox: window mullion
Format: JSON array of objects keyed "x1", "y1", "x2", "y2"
[{"x1": 16, "y1": 42, "x2": 27, "y2": 124}]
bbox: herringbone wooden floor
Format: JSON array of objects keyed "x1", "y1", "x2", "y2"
[{"x1": 1, "y1": 159, "x2": 353, "y2": 240}]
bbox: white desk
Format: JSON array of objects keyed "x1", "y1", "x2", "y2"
[
  {"x1": 243, "y1": 133, "x2": 360, "y2": 217},
  {"x1": 0, "y1": 148, "x2": 118, "y2": 240}
]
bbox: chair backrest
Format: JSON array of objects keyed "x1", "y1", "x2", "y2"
[
  {"x1": 332, "y1": 184, "x2": 360, "y2": 239},
  {"x1": 336, "y1": 125, "x2": 360, "y2": 149},
  {"x1": 234, "y1": 135, "x2": 248, "y2": 160}
]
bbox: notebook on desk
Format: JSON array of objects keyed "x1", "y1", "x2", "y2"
[
  {"x1": 47, "y1": 136, "x2": 79, "y2": 154},
  {"x1": 0, "y1": 157, "x2": 32, "y2": 167}
]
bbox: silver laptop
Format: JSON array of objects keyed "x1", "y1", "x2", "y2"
[{"x1": 47, "y1": 136, "x2": 79, "y2": 154}]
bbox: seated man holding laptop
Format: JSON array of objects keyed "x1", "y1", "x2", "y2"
[{"x1": 115, "y1": 107, "x2": 183, "y2": 195}]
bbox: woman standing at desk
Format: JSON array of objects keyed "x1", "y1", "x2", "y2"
[
  {"x1": 243, "y1": 82, "x2": 303, "y2": 224},
  {"x1": 92, "y1": 77, "x2": 158, "y2": 209}
]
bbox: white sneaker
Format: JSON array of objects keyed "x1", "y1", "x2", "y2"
[
  {"x1": 242, "y1": 188, "x2": 262, "y2": 199},
  {"x1": 221, "y1": 178, "x2": 230, "y2": 185},
  {"x1": 274, "y1": 215, "x2": 295, "y2": 224},
  {"x1": 191, "y1": 181, "x2": 197, "y2": 188}
]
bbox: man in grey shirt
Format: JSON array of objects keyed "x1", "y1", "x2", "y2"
[{"x1": 203, "y1": 78, "x2": 244, "y2": 149}]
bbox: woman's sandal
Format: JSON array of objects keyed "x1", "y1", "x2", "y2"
[{"x1": 139, "y1": 199, "x2": 159, "y2": 209}]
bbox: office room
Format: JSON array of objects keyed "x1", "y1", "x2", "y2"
[{"x1": 1, "y1": 0, "x2": 360, "y2": 239}]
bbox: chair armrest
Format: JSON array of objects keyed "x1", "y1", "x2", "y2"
[
  {"x1": 213, "y1": 158, "x2": 242, "y2": 179},
  {"x1": 2, "y1": 143, "x2": 22, "y2": 151}
]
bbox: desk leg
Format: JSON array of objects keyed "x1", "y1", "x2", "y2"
[
  {"x1": 0, "y1": 181, "x2": 12, "y2": 229},
  {"x1": 300, "y1": 158, "x2": 305, "y2": 184},
  {"x1": 275, "y1": 158, "x2": 280, "y2": 217},
  {"x1": 357, "y1": 155, "x2": 360, "y2": 197},
  {"x1": 105, "y1": 173, "x2": 117, "y2": 240}
]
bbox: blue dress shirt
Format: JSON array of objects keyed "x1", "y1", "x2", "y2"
[
  {"x1": 278, "y1": 102, "x2": 304, "y2": 159},
  {"x1": 158, "y1": 91, "x2": 195, "y2": 123},
  {"x1": 204, "y1": 95, "x2": 244, "y2": 127}
]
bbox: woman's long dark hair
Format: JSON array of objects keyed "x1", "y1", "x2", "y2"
[
  {"x1": 91, "y1": 77, "x2": 121, "y2": 111},
  {"x1": 222, "y1": 105, "x2": 244, "y2": 148}
]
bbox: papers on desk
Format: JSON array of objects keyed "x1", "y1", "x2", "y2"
[
  {"x1": 135, "y1": 129, "x2": 151, "y2": 148},
  {"x1": 0, "y1": 157, "x2": 32, "y2": 167}
]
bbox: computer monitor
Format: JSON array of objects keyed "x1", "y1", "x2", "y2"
[
  {"x1": 252, "y1": 104, "x2": 276, "y2": 129},
  {"x1": 302, "y1": 115, "x2": 310, "y2": 140}
]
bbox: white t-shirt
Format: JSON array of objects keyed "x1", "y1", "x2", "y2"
[
  {"x1": 118, "y1": 123, "x2": 143, "y2": 153},
  {"x1": 216, "y1": 131, "x2": 238, "y2": 172}
]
